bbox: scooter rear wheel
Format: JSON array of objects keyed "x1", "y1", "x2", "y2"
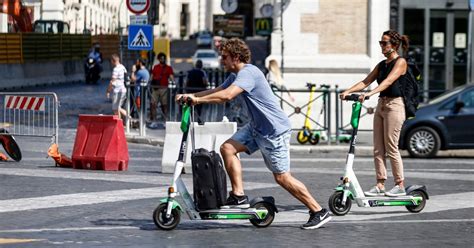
[
  {"x1": 249, "y1": 202, "x2": 275, "y2": 228},
  {"x1": 328, "y1": 191, "x2": 352, "y2": 216},
  {"x1": 405, "y1": 190, "x2": 427, "y2": 213},
  {"x1": 153, "y1": 203, "x2": 181, "y2": 230},
  {"x1": 309, "y1": 133, "x2": 320, "y2": 145}
]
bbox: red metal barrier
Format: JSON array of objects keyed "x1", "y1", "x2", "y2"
[{"x1": 72, "y1": 115, "x2": 128, "y2": 171}]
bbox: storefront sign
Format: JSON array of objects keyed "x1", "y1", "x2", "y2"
[
  {"x1": 213, "y1": 15, "x2": 245, "y2": 37},
  {"x1": 432, "y1": 32, "x2": 444, "y2": 48},
  {"x1": 455, "y1": 33, "x2": 466, "y2": 49},
  {"x1": 255, "y1": 18, "x2": 272, "y2": 36}
]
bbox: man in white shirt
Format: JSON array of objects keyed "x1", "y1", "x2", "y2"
[{"x1": 106, "y1": 54, "x2": 128, "y2": 120}]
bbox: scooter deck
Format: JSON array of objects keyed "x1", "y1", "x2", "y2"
[
  {"x1": 199, "y1": 208, "x2": 266, "y2": 220},
  {"x1": 357, "y1": 195, "x2": 422, "y2": 207}
]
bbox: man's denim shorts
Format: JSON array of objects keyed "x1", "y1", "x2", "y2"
[{"x1": 231, "y1": 124, "x2": 291, "y2": 174}]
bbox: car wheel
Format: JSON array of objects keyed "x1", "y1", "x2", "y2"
[{"x1": 407, "y1": 126, "x2": 441, "y2": 158}]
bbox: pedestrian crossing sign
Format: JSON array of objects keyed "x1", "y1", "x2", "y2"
[{"x1": 128, "y1": 25, "x2": 153, "y2": 50}]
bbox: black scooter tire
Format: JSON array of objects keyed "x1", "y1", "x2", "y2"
[
  {"x1": 328, "y1": 191, "x2": 351, "y2": 216},
  {"x1": 309, "y1": 133, "x2": 320, "y2": 145},
  {"x1": 405, "y1": 190, "x2": 427, "y2": 213},
  {"x1": 0, "y1": 130, "x2": 22, "y2": 162},
  {"x1": 249, "y1": 202, "x2": 275, "y2": 228},
  {"x1": 153, "y1": 203, "x2": 180, "y2": 230},
  {"x1": 297, "y1": 131, "x2": 308, "y2": 144}
]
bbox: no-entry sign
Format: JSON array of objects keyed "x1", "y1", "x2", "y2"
[{"x1": 126, "y1": 0, "x2": 150, "y2": 15}]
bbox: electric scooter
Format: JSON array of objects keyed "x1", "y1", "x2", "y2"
[
  {"x1": 297, "y1": 83, "x2": 321, "y2": 145},
  {"x1": 328, "y1": 94, "x2": 428, "y2": 216},
  {"x1": 153, "y1": 99, "x2": 278, "y2": 230}
]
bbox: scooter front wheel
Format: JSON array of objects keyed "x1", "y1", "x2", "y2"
[
  {"x1": 406, "y1": 190, "x2": 427, "y2": 213},
  {"x1": 153, "y1": 203, "x2": 181, "y2": 230},
  {"x1": 328, "y1": 191, "x2": 352, "y2": 216},
  {"x1": 297, "y1": 131, "x2": 309, "y2": 144},
  {"x1": 249, "y1": 202, "x2": 275, "y2": 228}
]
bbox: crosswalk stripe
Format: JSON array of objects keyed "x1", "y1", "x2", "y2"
[{"x1": 0, "y1": 238, "x2": 43, "y2": 244}]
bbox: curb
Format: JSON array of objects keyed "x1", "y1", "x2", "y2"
[
  {"x1": 126, "y1": 135, "x2": 163, "y2": 146},
  {"x1": 126, "y1": 135, "x2": 474, "y2": 158}
]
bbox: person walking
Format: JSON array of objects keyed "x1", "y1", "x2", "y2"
[
  {"x1": 185, "y1": 59, "x2": 208, "y2": 124},
  {"x1": 266, "y1": 59, "x2": 295, "y2": 102},
  {"x1": 106, "y1": 54, "x2": 128, "y2": 121},
  {"x1": 176, "y1": 38, "x2": 331, "y2": 230},
  {"x1": 131, "y1": 58, "x2": 150, "y2": 117},
  {"x1": 150, "y1": 52, "x2": 174, "y2": 123},
  {"x1": 339, "y1": 30, "x2": 410, "y2": 197}
]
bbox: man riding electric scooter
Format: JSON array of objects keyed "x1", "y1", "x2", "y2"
[{"x1": 176, "y1": 38, "x2": 331, "y2": 229}]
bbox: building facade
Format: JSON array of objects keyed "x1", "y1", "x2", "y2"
[{"x1": 0, "y1": 0, "x2": 131, "y2": 35}]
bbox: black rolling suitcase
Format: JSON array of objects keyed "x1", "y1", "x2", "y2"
[{"x1": 191, "y1": 148, "x2": 227, "y2": 211}]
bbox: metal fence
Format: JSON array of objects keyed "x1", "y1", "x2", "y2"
[
  {"x1": 0, "y1": 92, "x2": 59, "y2": 145},
  {"x1": 123, "y1": 69, "x2": 446, "y2": 145}
]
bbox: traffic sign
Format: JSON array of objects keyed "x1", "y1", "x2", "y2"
[
  {"x1": 130, "y1": 15, "x2": 148, "y2": 25},
  {"x1": 128, "y1": 25, "x2": 153, "y2": 51},
  {"x1": 126, "y1": 0, "x2": 150, "y2": 15}
]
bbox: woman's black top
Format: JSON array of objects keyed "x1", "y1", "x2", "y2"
[{"x1": 377, "y1": 57, "x2": 403, "y2": 97}]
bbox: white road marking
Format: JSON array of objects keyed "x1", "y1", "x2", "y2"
[
  {"x1": 0, "y1": 182, "x2": 276, "y2": 214},
  {"x1": 0, "y1": 226, "x2": 138, "y2": 233},
  {"x1": 243, "y1": 167, "x2": 474, "y2": 181},
  {"x1": 240, "y1": 157, "x2": 474, "y2": 165},
  {"x1": 275, "y1": 191, "x2": 474, "y2": 223}
]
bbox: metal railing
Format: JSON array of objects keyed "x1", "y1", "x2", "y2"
[
  {"x1": 122, "y1": 70, "x2": 445, "y2": 144},
  {"x1": 0, "y1": 92, "x2": 59, "y2": 145}
]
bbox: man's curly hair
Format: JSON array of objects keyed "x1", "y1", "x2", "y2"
[{"x1": 219, "y1": 38, "x2": 251, "y2": 63}]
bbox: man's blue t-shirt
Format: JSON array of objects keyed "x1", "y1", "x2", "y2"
[
  {"x1": 221, "y1": 64, "x2": 291, "y2": 136},
  {"x1": 135, "y1": 68, "x2": 150, "y2": 96}
]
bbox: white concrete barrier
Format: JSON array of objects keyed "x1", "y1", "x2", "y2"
[{"x1": 161, "y1": 121, "x2": 237, "y2": 173}]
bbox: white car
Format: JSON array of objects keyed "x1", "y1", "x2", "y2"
[{"x1": 191, "y1": 49, "x2": 220, "y2": 69}]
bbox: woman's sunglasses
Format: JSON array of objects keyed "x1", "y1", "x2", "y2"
[{"x1": 379, "y1": 40, "x2": 390, "y2": 46}]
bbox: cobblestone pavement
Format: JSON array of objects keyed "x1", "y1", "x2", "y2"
[
  {"x1": 0, "y1": 83, "x2": 473, "y2": 247},
  {"x1": 0, "y1": 133, "x2": 473, "y2": 247}
]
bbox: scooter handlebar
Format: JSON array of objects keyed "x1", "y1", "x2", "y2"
[
  {"x1": 178, "y1": 96, "x2": 193, "y2": 105},
  {"x1": 344, "y1": 94, "x2": 369, "y2": 101}
]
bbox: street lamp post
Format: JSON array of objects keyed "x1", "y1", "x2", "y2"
[
  {"x1": 118, "y1": 0, "x2": 125, "y2": 63},
  {"x1": 280, "y1": 0, "x2": 284, "y2": 75}
]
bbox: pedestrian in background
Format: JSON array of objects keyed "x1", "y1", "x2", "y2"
[
  {"x1": 266, "y1": 59, "x2": 295, "y2": 102},
  {"x1": 150, "y1": 52, "x2": 174, "y2": 124},
  {"x1": 339, "y1": 30, "x2": 409, "y2": 197},
  {"x1": 106, "y1": 54, "x2": 128, "y2": 121},
  {"x1": 131, "y1": 58, "x2": 150, "y2": 117},
  {"x1": 185, "y1": 59, "x2": 208, "y2": 124}
]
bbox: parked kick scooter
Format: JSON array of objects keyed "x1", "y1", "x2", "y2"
[
  {"x1": 153, "y1": 98, "x2": 278, "y2": 230},
  {"x1": 297, "y1": 83, "x2": 321, "y2": 145},
  {"x1": 328, "y1": 94, "x2": 428, "y2": 216}
]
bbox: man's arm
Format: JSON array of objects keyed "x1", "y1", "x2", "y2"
[{"x1": 194, "y1": 85, "x2": 243, "y2": 104}]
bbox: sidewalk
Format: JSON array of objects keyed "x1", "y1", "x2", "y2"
[{"x1": 126, "y1": 126, "x2": 474, "y2": 157}]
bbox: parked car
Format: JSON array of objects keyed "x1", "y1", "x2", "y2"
[
  {"x1": 191, "y1": 49, "x2": 220, "y2": 69},
  {"x1": 399, "y1": 84, "x2": 474, "y2": 158},
  {"x1": 196, "y1": 33, "x2": 213, "y2": 47}
]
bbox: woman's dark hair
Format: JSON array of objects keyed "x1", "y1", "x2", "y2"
[
  {"x1": 219, "y1": 38, "x2": 251, "y2": 63},
  {"x1": 383, "y1": 30, "x2": 409, "y2": 56}
]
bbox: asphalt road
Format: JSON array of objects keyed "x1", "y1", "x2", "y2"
[
  {"x1": 0, "y1": 138, "x2": 473, "y2": 247},
  {"x1": 0, "y1": 82, "x2": 473, "y2": 247}
]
